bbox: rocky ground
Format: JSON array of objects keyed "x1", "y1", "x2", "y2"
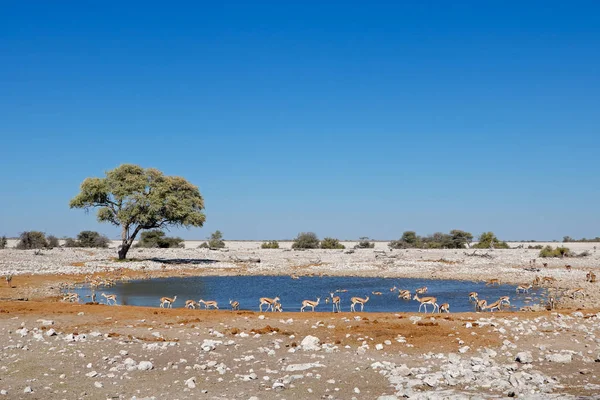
[
  {"x1": 1, "y1": 242, "x2": 599, "y2": 399},
  {"x1": 1, "y1": 303, "x2": 600, "y2": 399}
]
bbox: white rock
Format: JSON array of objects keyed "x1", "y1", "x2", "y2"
[
  {"x1": 86, "y1": 371, "x2": 98, "y2": 378},
  {"x1": 515, "y1": 351, "x2": 533, "y2": 363},
  {"x1": 23, "y1": 386, "x2": 32, "y2": 393},
  {"x1": 300, "y1": 335, "x2": 321, "y2": 351},
  {"x1": 185, "y1": 377, "x2": 196, "y2": 389},
  {"x1": 46, "y1": 329, "x2": 57, "y2": 337},
  {"x1": 545, "y1": 353, "x2": 572, "y2": 363},
  {"x1": 285, "y1": 363, "x2": 325, "y2": 372},
  {"x1": 94, "y1": 382, "x2": 103, "y2": 388},
  {"x1": 138, "y1": 361, "x2": 154, "y2": 371},
  {"x1": 375, "y1": 344, "x2": 384, "y2": 351}
]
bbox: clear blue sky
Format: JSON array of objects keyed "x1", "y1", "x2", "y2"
[{"x1": 1, "y1": 1, "x2": 599, "y2": 241}]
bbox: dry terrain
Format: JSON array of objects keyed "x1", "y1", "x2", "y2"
[{"x1": 1, "y1": 241, "x2": 599, "y2": 399}]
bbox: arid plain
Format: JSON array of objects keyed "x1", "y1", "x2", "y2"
[{"x1": 1, "y1": 241, "x2": 599, "y2": 399}]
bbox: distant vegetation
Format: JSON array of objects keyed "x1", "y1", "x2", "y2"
[
  {"x1": 46, "y1": 235, "x2": 60, "y2": 248},
  {"x1": 261, "y1": 240, "x2": 279, "y2": 249},
  {"x1": 320, "y1": 237, "x2": 345, "y2": 249},
  {"x1": 472, "y1": 232, "x2": 509, "y2": 249},
  {"x1": 563, "y1": 236, "x2": 600, "y2": 243},
  {"x1": 65, "y1": 230, "x2": 111, "y2": 248},
  {"x1": 292, "y1": 232, "x2": 320, "y2": 249},
  {"x1": 389, "y1": 230, "x2": 474, "y2": 249},
  {"x1": 134, "y1": 230, "x2": 183, "y2": 248},
  {"x1": 355, "y1": 237, "x2": 375, "y2": 249},
  {"x1": 539, "y1": 245, "x2": 572, "y2": 258},
  {"x1": 16, "y1": 231, "x2": 49, "y2": 250},
  {"x1": 0, "y1": 236, "x2": 7, "y2": 249},
  {"x1": 199, "y1": 230, "x2": 226, "y2": 249}
]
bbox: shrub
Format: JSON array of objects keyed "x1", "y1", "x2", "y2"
[
  {"x1": 472, "y1": 232, "x2": 510, "y2": 249},
  {"x1": 64, "y1": 237, "x2": 79, "y2": 247},
  {"x1": 0, "y1": 236, "x2": 7, "y2": 249},
  {"x1": 539, "y1": 245, "x2": 572, "y2": 258},
  {"x1": 46, "y1": 235, "x2": 60, "y2": 248},
  {"x1": 355, "y1": 236, "x2": 375, "y2": 249},
  {"x1": 292, "y1": 232, "x2": 320, "y2": 249},
  {"x1": 198, "y1": 242, "x2": 210, "y2": 249},
  {"x1": 528, "y1": 245, "x2": 544, "y2": 249},
  {"x1": 77, "y1": 231, "x2": 111, "y2": 248},
  {"x1": 261, "y1": 240, "x2": 280, "y2": 249},
  {"x1": 135, "y1": 230, "x2": 183, "y2": 248},
  {"x1": 16, "y1": 231, "x2": 48, "y2": 250},
  {"x1": 208, "y1": 230, "x2": 226, "y2": 249},
  {"x1": 320, "y1": 237, "x2": 345, "y2": 249}
]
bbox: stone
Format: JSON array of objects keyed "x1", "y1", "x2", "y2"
[
  {"x1": 545, "y1": 353, "x2": 572, "y2": 363},
  {"x1": 515, "y1": 352, "x2": 533, "y2": 364},
  {"x1": 24, "y1": 387, "x2": 32, "y2": 393},
  {"x1": 185, "y1": 377, "x2": 196, "y2": 389},
  {"x1": 375, "y1": 343, "x2": 384, "y2": 351},
  {"x1": 94, "y1": 382, "x2": 103, "y2": 388},
  {"x1": 46, "y1": 329, "x2": 57, "y2": 337},
  {"x1": 300, "y1": 335, "x2": 321, "y2": 351},
  {"x1": 138, "y1": 361, "x2": 154, "y2": 371},
  {"x1": 285, "y1": 363, "x2": 325, "y2": 372}
]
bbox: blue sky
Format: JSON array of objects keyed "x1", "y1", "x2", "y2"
[{"x1": 1, "y1": 1, "x2": 599, "y2": 241}]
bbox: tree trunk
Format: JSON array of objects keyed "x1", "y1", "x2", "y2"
[{"x1": 118, "y1": 244, "x2": 131, "y2": 260}]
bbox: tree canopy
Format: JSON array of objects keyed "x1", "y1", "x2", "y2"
[{"x1": 69, "y1": 164, "x2": 205, "y2": 259}]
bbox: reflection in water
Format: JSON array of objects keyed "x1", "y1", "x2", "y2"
[{"x1": 73, "y1": 276, "x2": 547, "y2": 313}]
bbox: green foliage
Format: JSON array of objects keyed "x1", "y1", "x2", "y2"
[
  {"x1": 355, "y1": 237, "x2": 375, "y2": 249},
  {"x1": 563, "y1": 236, "x2": 600, "y2": 243},
  {"x1": 16, "y1": 231, "x2": 48, "y2": 250},
  {"x1": 198, "y1": 242, "x2": 210, "y2": 249},
  {"x1": 292, "y1": 232, "x2": 320, "y2": 249},
  {"x1": 472, "y1": 232, "x2": 510, "y2": 249},
  {"x1": 46, "y1": 235, "x2": 60, "y2": 248},
  {"x1": 0, "y1": 236, "x2": 7, "y2": 249},
  {"x1": 69, "y1": 164, "x2": 205, "y2": 259},
  {"x1": 208, "y1": 230, "x2": 226, "y2": 249},
  {"x1": 528, "y1": 244, "x2": 544, "y2": 249},
  {"x1": 539, "y1": 245, "x2": 572, "y2": 258},
  {"x1": 320, "y1": 237, "x2": 345, "y2": 249},
  {"x1": 64, "y1": 231, "x2": 111, "y2": 248},
  {"x1": 261, "y1": 240, "x2": 280, "y2": 249},
  {"x1": 134, "y1": 230, "x2": 183, "y2": 248},
  {"x1": 389, "y1": 229, "x2": 473, "y2": 249}
]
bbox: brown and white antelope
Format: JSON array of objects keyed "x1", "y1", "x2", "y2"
[
  {"x1": 185, "y1": 300, "x2": 198, "y2": 309},
  {"x1": 330, "y1": 292, "x2": 341, "y2": 313},
  {"x1": 438, "y1": 303, "x2": 450, "y2": 313},
  {"x1": 415, "y1": 286, "x2": 428, "y2": 294},
  {"x1": 160, "y1": 295, "x2": 177, "y2": 308},
  {"x1": 469, "y1": 292, "x2": 478, "y2": 302},
  {"x1": 199, "y1": 299, "x2": 219, "y2": 309},
  {"x1": 499, "y1": 296, "x2": 511, "y2": 306},
  {"x1": 300, "y1": 297, "x2": 320, "y2": 312},
  {"x1": 413, "y1": 293, "x2": 439, "y2": 313},
  {"x1": 486, "y1": 279, "x2": 500, "y2": 286},
  {"x1": 485, "y1": 299, "x2": 503, "y2": 312},
  {"x1": 398, "y1": 290, "x2": 411, "y2": 300},
  {"x1": 350, "y1": 295, "x2": 369, "y2": 312},
  {"x1": 586, "y1": 271, "x2": 596, "y2": 283},
  {"x1": 259, "y1": 296, "x2": 280, "y2": 312},
  {"x1": 565, "y1": 264, "x2": 572, "y2": 272},
  {"x1": 101, "y1": 292, "x2": 117, "y2": 305},
  {"x1": 476, "y1": 299, "x2": 487, "y2": 311},
  {"x1": 570, "y1": 288, "x2": 585, "y2": 298},
  {"x1": 542, "y1": 276, "x2": 557, "y2": 285},
  {"x1": 372, "y1": 291, "x2": 383, "y2": 296},
  {"x1": 516, "y1": 284, "x2": 532, "y2": 293},
  {"x1": 229, "y1": 299, "x2": 240, "y2": 311}
]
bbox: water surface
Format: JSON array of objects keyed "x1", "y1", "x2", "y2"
[{"x1": 72, "y1": 276, "x2": 545, "y2": 313}]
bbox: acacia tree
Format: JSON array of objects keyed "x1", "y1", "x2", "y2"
[{"x1": 69, "y1": 164, "x2": 205, "y2": 259}]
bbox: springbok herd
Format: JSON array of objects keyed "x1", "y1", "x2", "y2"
[{"x1": 60, "y1": 268, "x2": 597, "y2": 312}]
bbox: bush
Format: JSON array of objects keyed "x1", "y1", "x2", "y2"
[
  {"x1": 77, "y1": 231, "x2": 111, "y2": 248},
  {"x1": 261, "y1": 240, "x2": 280, "y2": 249},
  {"x1": 46, "y1": 235, "x2": 60, "y2": 248},
  {"x1": 472, "y1": 232, "x2": 510, "y2": 249},
  {"x1": 134, "y1": 230, "x2": 183, "y2": 248},
  {"x1": 528, "y1": 244, "x2": 544, "y2": 249},
  {"x1": 198, "y1": 242, "x2": 210, "y2": 249},
  {"x1": 320, "y1": 237, "x2": 345, "y2": 249},
  {"x1": 539, "y1": 245, "x2": 572, "y2": 258},
  {"x1": 292, "y1": 232, "x2": 320, "y2": 249},
  {"x1": 16, "y1": 231, "x2": 48, "y2": 250},
  {"x1": 0, "y1": 236, "x2": 7, "y2": 249},
  {"x1": 355, "y1": 236, "x2": 375, "y2": 249},
  {"x1": 208, "y1": 230, "x2": 226, "y2": 249}
]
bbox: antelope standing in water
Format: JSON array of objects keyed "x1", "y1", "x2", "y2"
[
  {"x1": 350, "y1": 295, "x2": 369, "y2": 312},
  {"x1": 160, "y1": 295, "x2": 177, "y2": 308},
  {"x1": 413, "y1": 293, "x2": 439, "y2": 313}
]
